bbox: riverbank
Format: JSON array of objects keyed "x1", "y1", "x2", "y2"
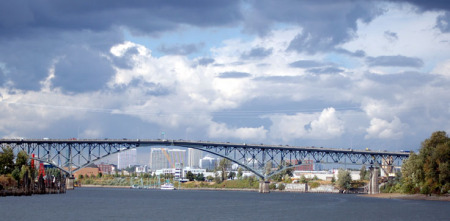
[{"x1": 359, "y1": 193, "x2": 450, "y2": 201}]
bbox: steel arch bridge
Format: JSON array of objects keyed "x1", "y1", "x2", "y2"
[{"x1": 0, "y1": 139, "x2": 410, "y2": 180}]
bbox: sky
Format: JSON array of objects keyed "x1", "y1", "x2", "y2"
[{"x1": 0, "y1": 0, "x2": 449, "y2": 152}]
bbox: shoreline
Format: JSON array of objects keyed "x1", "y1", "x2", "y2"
[{"x1": 359, "y1": 193, "x2": 450, "y2": 201}]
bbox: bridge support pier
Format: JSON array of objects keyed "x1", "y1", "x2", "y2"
[
  {"x1": 259, "y1": 181, "x2": 270, "y2": 193},
  {"x1": 66, "y1": 176, "x2": 75, "y2": 190},
  {"x1": 368, "y1": 167, "x2": 379, "y2": 194}
]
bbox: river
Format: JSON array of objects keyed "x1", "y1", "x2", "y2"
[{"x1": 1, "y1": 188, "x2": 448, "y2": 221}]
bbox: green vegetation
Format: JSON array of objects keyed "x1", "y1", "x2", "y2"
[
  {"x1": 336, "y1": 169, "x2": 352, "y2": 190},
  {"x1": 309, "y1": 181, "x2": 320, "y2": 189},
  {"x1": 401, "y1": 131, "x2": 450, "y2": 194},
  {"x1": 0, "y1": 147, "x2": 32, "y2": 189}
]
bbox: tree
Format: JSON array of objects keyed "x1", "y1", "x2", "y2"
[
  {"x1": 337, "y1": 169, "x2": 352, "y2": 190},
  {"x1": 401, "y1": 131, "x2": 450, "y2": 194},
  {"x1": 0, "y1": 146, "x2": 14, "y2": 175},
  {"x1": 97, "y1": 172, "x2": 103, "y2": 178},
  {"x1": 360, "y1": 165, "x2": 367, "y2": 181},
  {"x1": 228, "y1": 171, "x2": 236, "y2": 180},
  {"x1": 186, "y1": 171, "x2": 195, "y2": 181},
  {"x1": 195, "y1": 173, "x2": 205, "y2": 181},
  {"x1": 218, "y1": 158, "x2": 231, "y2": 181},
  {"x1": 299, "y1": 175, "x2": 307, "y2": 184},
  {"x1": 16, "y1": 150, "x2": 29, "y2": 169},
  {"x1": 11, "y1": 168, "x2": 21, "y2": 188},
  {"x1": 237, "y1": 167, "x2": 243, "y2": 180}
]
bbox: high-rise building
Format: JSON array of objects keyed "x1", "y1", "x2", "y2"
[
  {"x1": 117, "y1": 148, "x2": 137, "y2": 169},
  {"x1": 188, "y1": 148, "x2": 203, "y2": 168},
  {"x1": 150, "y1": 148, "x2": 168, "y2": 170},
  {"x1": 150, "y1": 148, "x2": 187, "y2": 170},
  {"x1": 167, "y1": 149, "x2": 186, "y2": 168},
  {"x1": 199, "y1": 156, "x2": 217, "y2": 170}
]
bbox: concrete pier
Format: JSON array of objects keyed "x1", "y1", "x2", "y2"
[
  {"x1": 259, "y1": 181, "x2": 270, "y2": 193},
  {"x1": 368, "y1": 167, "x2": 379, "y2": 194},
  {"x1": 66, "y1": 177, "x2": 75, "y2": 190}
]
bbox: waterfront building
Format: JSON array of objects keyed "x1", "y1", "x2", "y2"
[
  {"x1": 287, "y1": 159, "x2": 314, "y2": 171},
  {"x1": 97, "y1": 162, "x2": 116, "y2": 174},
  {"x1": 73, "y1": 163, "x2": 99, "y2": 178},
  {"x1": 117, "y1": 148, "x2": 137, "y2": 169},
  {"x1": 188, "y1": 148, "x2": 203, "y2": 168},
  {"x1": 135, "y1": 165, "x2": 148, "y2": 174}
]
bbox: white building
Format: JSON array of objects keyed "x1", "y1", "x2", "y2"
[
  {"x1": 135, "y1": 165, "x2": 148, "y2": 174},
  {"x1": 188, "y1": 148, "x2": 203, "y2": 168},
  {"x1": 117, "y1": 148, "x2": 137, "y2": 169},
  {"x1": 168, "y1": 149, "x2": 186, "y2": 168},
  {"x1": 150, "y1": 148, "x2": 168, "y2": 170}
]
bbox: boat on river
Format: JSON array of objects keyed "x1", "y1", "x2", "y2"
[{"x1": 160, "y1": 183, "x2": 176, "y2": 190}]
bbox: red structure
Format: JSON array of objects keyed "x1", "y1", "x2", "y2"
[
  {"x1": 287, "y1": 159, "x2": 314, "y2": 171},
  {"x1": 38, "y1": 162, "x2": 45, "y2": 177},
  {"x1": 31, "y1": 153, "x2": 35, "y2": 171}
]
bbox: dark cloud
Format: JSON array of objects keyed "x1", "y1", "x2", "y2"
[
  {"x1": 390, "y1": 1, "x2": 450, "y2": 33},
  {"x1": 289, "y1": 60, "x2": 324, "y2": 68},
  {"x1": 384, "y1": 31, "x2": 398, "y2": 41},
  {"x1": 392, "y1": 0, "x2": 450, "y2": 11},
  {"x1": 111, "y1": 47, "x2": 140, "y2": 69},
  {"x1": 113, "y1": 77, "x2": 171, "y2": 96},
  {"x1": 0, "y1": 1, "x2": 242, "y2": 91},
  {"x1": 241, "y1": 47, "x2": 273, "y2": 59},
  {"x1": 244, "y1": 0, "x2": 383, "y2": 54},
  {"x1": 334, "y1": 48, "x2": 366, "y2": 57},
  {"x1": 366, "y1": 55, "x2": 424, "y2": 68},
  {"x1": 197, "y1": 58, "x2": 215, "y2": 66},
  {"x1": 0, "y1": 1, "x2": 242, "y2": 37},
  {"x1": 158, "y1": 43, "x2": 204, "y2": 56},
  {"x1": 53, "y1": 47, "x2": 115, "y2": 93},
  {"x1": 436, "y1": 12, "x2": 450, "y2": 32},
  {"x1": 307, "y1": 67, "x2": 344, "y2": 75},
  {"x1": 217, "y1": 71, "x2": 251, "y2": 79},
  {"x1": 366, "y1": 71, "x2": 434, "y2": 87},
  {"x1": 0, "y1": 30, "x2": 122, "y2": 91}
]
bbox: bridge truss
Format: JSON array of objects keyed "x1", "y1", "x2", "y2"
[{"x1": 0, "y1": 139, "x2": 410, "y2": 180}]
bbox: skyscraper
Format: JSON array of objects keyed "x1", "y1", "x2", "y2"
[
  {"x1": 117, "y1": 148, "x2": 137, "y2": 169},
  {"x1": 150, "y1": 148, "x2": 187, "y2": 170},
  {"x1": 150, "y1": 148, "x2": 168, "y2": 170},
  {"x1": 167, "y1": 149, "x2": 186, "y2": 168},
  {"x1": 188, "y1": 148, "x2": 203, "y2": 168}
]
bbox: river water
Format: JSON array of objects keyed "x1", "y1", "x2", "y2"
[{"x1": 1, "y1": 188, "x2": 448, "y2": 221}]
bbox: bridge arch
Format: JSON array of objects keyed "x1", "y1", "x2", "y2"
[{"x1": 1, "y1": 139, "x2": 410, "y2": 182}]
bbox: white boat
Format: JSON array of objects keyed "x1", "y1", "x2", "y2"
[{"x1": 160, "y1": 183, "x2": 176, "y2": 190}]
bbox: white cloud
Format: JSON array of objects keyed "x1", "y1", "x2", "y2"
[
  {"x1": 432, "y1": 59, "x2": 450, "y2": 78},
  {"x1": 365, "y1": 117, "x2": 405, "y2": 139},
  {"x1": 208, "y1": 122, "x2": 267, "y2": 140},
  {"x1": 268, "y1": 108, "x2": 344, "y2": 142}
]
